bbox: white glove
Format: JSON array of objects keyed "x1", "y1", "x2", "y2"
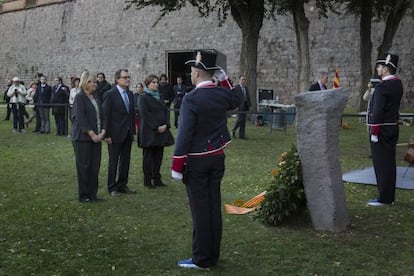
[
  {"x1": 371, "y1": 135, "x2": 378, "y2": 143},
  {"x1": 213, "y1": 69, "x2": 228, "y2": 81},
  {"x1": 171, "y1": 170, "x2": 183, "y2": 180}
]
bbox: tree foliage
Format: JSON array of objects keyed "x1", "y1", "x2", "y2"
[
  {"x1": 125, "y1": 0, "x2": 232, "y2": 27},
  {"x1": 267, "y1": 0, "x2": 338, "y2": 18},
  {"x1": 125, "y1": 0, "x2": 265, "y2": 108},
  {"x1": 341, "y1": 0, "x2": 412, "y2": 110}
]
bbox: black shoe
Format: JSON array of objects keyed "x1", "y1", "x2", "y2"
[
  {"x1": 119, "y1": 186, "x2": 136, "y2": 194},
  {"x1": 154, "y1": 180, "x2": 167, "y2": 187},
  {"x1": 79, "y1": 197, "x2": 91, "y2": 203},
  {"x1": 232, "y1": 131, "x2": 236, "y2": 138},
  {"x1": 239, "y1": 137, "x2": 248, "y2": 140},
  {"x1": 33, "y1": 130, "x2": 39, "y2": 133},
  {"x1": 91, "y1": 197, "x2": 104, "y2": 202},
  {"x1": 144, "y1": 184, "x2": 156, "y2": 189}
]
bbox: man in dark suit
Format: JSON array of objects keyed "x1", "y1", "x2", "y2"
[
  {"x1": 3, "y1": 79, "x2": 12, "y2": 121},
  {"x1": 309, "y1": 71, "x2": 328, "y2": 91},
  {"x1": 51, "y1": 77, "x2": 69, "y2": 136},
  {"x1": 103, "y1": 69, "x2": 136, "y2": 197},
  {"x1": 33, "y1": 76, "x2": 53, "y2": 134},
  {"x1": 172, "y1": 76, "x2": 186, "y2": 128},
  {"x1": 171, "y1": 50, "x2": 242, "y2": 270},
  {"x1": 231, "y1": 75, "x2": 251, "y2": 139},
  {"x1": 367, "y1": 53, "x2": 403, "y2": 206}
]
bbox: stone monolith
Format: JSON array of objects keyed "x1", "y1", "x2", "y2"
[{"x1": 295, "y1": 88, "x2": 350, "y2": 232}]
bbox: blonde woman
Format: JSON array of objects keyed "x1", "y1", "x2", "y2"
[{"x1": 71, "y1": 71, "x2": 106, "y2": 202}]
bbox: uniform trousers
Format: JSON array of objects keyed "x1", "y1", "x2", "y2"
[
  {"x1": 73, "y1": 141, "x2": 101, "y2": 201},
  {"x1": 185, "y1": 154, "x2": 225, "y2": 268},
  {"x1": 371, "y1": 125, "x2": 399, "y2": 203},
  {"x1": 107, "y1": 134, "x2": 132, "y2": 193},
  {"x1": 142, "y1": 146, "x2": 164, "y2": 186}
]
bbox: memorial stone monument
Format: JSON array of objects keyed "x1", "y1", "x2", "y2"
[{"x1": 295, "y1": 88, "x2": 350, "y2": 232}]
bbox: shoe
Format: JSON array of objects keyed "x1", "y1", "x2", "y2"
[
  {"x1": 232, "y1": 131, "x2": 236, "y2": 138},
  {"x1": 40, "y1": 131, "x2": 45, "y2": 134},
  {"x1": 144, "y1": 184, "x2": 156, "y2": 189},
  {"x1": 13, "y1": 129, "x2": 17, "y2": 134},
  {"x1": 239, "y1": 136, "x2": 248, "y2": 140},
  {"x1": 79, "y1": 198, "x2": 91, "y2": 203},
  {"x1": 120, "y1": 187, "x2": 136, "y2": 194},
  {"x1": 19, "y1": 129, "x2": 25, "y2": 133},
  {"x1": 33, "y1": 130, "x2": 39, "y2": 133},
  {"x1": 91, "y1": 197, "x2": 104, "y2": 202},
  {"x1": 154, "y1": 181, "x2": 167, "y2": 187},
  {"x1": 366, "y1": 198, "x2": 393, "y2": 206},
  {"x1": 110, "y1": 191, "x2": 122, "y2": 197},
  {"x1": 177, "y1": 259, "x2": 209, "y2": 270}
]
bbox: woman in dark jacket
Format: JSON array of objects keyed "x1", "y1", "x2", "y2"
[
  {"x1": 71, "y1": 71, "x2": 107, "y2": 202},
  {"x1": 138, "y1": 74, "x2": 174, "y2": 188},
  {"x1": 133, "y1": 83, "x2": 144, "y2": 132}
]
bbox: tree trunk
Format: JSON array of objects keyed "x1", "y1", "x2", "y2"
[
  {"x1": 359, "y1": 3, "x2": 373, "y2": 112},
  {"x1": 230, "y1": 0, "x2": 264, "y2": 111},
  {"x1": 376, "y1": 0, "x2": 409, "y2": 60},
  {"x1": 290, "y1": 0, "x2": 310, "y2": 93}
]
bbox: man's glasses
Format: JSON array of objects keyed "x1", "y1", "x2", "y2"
[{"x1": 119, "y1": 76, "x2": 131, "y2": 79}]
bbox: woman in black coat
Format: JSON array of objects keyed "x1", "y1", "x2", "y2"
[
  {"x1": 138, "y1": 74, "x2": 174, "y2": 188},
  {"x1": 71, "y1": 71, "x2": 107, "y2": 202}
]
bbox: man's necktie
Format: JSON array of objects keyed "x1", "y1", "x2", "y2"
[{"x1": 122, "y1": 91, "x2": 130, "y2": 112}]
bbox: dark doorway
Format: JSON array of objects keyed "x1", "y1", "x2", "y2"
[
  {"x1": 166, "y1": 51, "x2": 193, "y2": 89},
  {"x1": 166, "y1": 50, "x2": 226, "y2": 89}
]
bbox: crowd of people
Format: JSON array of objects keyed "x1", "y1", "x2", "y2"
[
  {"x1": 2, "y1": 50, "x2": 403, "y2": 271},
  {"x1": 3, "y1": 72, "x2": 191, "y2": 135}
]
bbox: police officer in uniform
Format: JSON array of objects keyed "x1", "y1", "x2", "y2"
[
  {"x1": 171, "y1": 50, "x2": 242, "y2": 270},
  {"x1": 367, "y1": 53, "x2": 403, "y2": 206}
]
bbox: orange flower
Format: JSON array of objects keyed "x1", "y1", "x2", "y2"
[{"x1": 271, "y1": 169, "x2": 279, "y2": 177}]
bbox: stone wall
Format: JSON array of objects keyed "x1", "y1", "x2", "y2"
[{"x1": 0, "y1": 0, "x2": 413, "y2": 109}]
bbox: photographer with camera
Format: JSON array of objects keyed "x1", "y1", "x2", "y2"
[
  {"x1": 7, "y1": 77, "x2": 27, "y2": 133},
  {"x1": 363, "y1": 79, "x2": 380, "y2": 103}
]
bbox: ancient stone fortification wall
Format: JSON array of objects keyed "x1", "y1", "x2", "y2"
[{"x1": 0, "y1": 0, "x2": 413, "y2": 108}]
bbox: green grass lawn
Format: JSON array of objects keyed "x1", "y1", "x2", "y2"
[{"x1": 1, "y1": 107, "x2": 414, "y2": 275}]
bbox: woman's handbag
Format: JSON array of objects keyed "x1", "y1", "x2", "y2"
[{"x1": 163, "y1": 129, "x2": 175, "y2": 147}]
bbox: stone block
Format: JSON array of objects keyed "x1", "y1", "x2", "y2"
[{"x1": 295, "y1": 88, "x2": 350, "y2": 232}]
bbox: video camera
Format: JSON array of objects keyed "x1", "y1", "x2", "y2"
[{"x1": 370, "y1": 78, "x2": 381, "y2": 88}]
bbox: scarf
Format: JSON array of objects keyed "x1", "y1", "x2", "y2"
[{"x1": 144, "y1": 87, "x2": 160, "y2": 101}]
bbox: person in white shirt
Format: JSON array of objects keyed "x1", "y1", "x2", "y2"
[{"x1": 7, "y1": 77, "x2": 27, "y2": 133}]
